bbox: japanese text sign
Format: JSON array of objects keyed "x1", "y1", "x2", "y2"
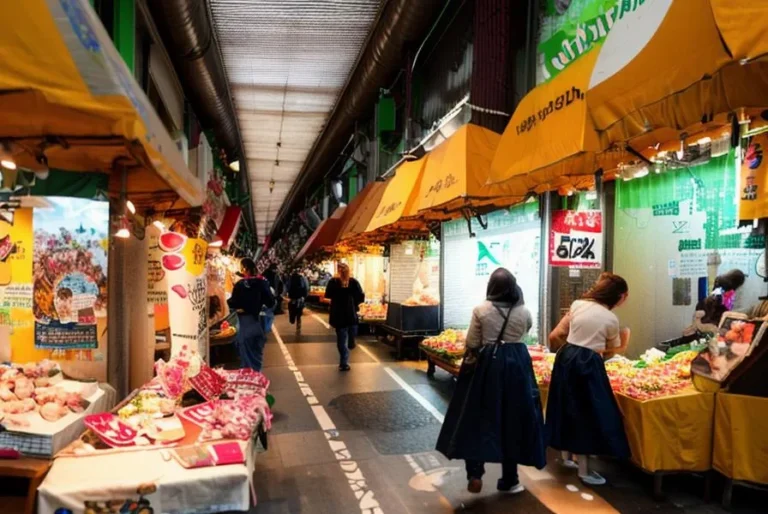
[{"x1": 549, "y1": 210, "x2": 602, "y2": 269}]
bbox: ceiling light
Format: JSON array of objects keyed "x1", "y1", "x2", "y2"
[
  {"x1": 634, "y1": 167, "x2": 650, "y2": 179},
  {"x1": 114, "y1": 216, "x2": 131, "y2": 239},
  {"x1": 152, "y1": 220, "x2": 165, "y2": 231},
  {"x1": 229, "y1": 160, "x2": 240, "y2": 172},
  {"x1": 209, "y1": 238, "x2": 223, "y2": 248},
  {"x1": 126, "y1": 200, "x2": 136, "y2": 215}
]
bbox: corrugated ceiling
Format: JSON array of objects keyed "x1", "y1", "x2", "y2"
[{"x1": 209, "y1": 0, "x2": 382, "y2": 243}]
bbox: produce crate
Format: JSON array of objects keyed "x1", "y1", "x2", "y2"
[{"x1": 384, "y1": 303, "x2": 440, "y2": 334}]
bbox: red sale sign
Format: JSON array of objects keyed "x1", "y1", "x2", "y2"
[
  {"x1": 549, "y1": 210, "x2": 602, "y2": 269},
  {"x1": 189, "y1": 363, "x2": 226, "y2": 401}
]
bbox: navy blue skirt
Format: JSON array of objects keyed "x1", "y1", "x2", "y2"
[
  {"x1": 436, "y1": 343, "x2": 546, "y2": 469},
  {"x1": 545, "y1": 344, "x2": 630, "y2": 458}
]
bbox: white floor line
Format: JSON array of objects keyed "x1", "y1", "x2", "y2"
[
  {"x1": 308, "y1": 311, "x2": 330, "y2": 329},
  {"x1": 357, "y1": 343, "x2": 380, "y2": 364},
  {"x1": 383, "y1": 367, "x2": 445, "y2": 424},
  {"x1": 272, "y1": 326, "x2": 383, "y2": 514}
]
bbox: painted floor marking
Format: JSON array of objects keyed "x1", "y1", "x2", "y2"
[{"x1": 273, "y1": 326, "x2": 383, "y2": 514}]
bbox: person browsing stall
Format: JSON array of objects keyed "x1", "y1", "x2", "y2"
[
  {"x1": 546, "y1": 272, "x2": 631, "y2": 486},
  {"x1": 436, "y1": 268, "x2": 546, "y2": 495},
  {"x1": 227, "y1": 258, "x2": 275, "y2": 371}
]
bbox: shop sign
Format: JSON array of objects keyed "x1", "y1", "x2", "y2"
[
  {"x1": 739, "y1": 133, "x2": 768, "y2": 220},
  {"x1": 549, "y1": 210, "x2": 602, "y2": 268},
  {"x1": 537, "y1": 0, "x2": 648, "y2": 84},
  {"x1": 160, "y1": 232, "x2": 209, "y2": 358}
]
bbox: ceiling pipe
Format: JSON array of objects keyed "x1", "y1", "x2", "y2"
[
  {"x1": 143, "y1": 0, "x2": 255, "y2": 234},
  {"x1": 271, "y1": 0, "x2": 446, "y2": 239}
]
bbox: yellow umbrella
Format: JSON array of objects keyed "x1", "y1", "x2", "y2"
[
  {"x1": 365, "y1": 158, "x2": 427, "y2": 234},
  {"x1": 490, "y1": 0, "x2": 768, "y2": 188},
  {"x1": 0, "y1": 0, "x2": 203, "y2": 208},
  {"x1": 416, "y1": 124, "x2": 526, "y2": 220}
]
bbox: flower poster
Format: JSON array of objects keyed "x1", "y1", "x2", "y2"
[
  {"x1": 157, "y1": 232, "x2": 208, "y2": 358},
  {"x1": 33, "y1": 198, "x2": 108, "y2": 355}
]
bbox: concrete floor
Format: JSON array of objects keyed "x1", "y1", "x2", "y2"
[{"x1": 242, "y1": 311, "x2": 766, "y2": 514}]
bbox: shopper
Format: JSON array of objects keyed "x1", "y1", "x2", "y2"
[
  {"x1": 695, "y1": 269, "x2": 746, "y2": 325},
  {"x1": 264, "y1": 263, "x2": 284, "y2": 315},
  {"x1": 546, "y1": 272, "x2": 631, "y2": 486},
  {"x1": 286, "y1": 268, "x2": 310, "y2": 331},
  {"x1": 228, "y1": 258, "x2": 275, "y2": 371},
  {"x1": 325, "y1": 262, "x2": 364, "y2": 371},
  {"x1": 436, "y1": 268, "x2": 546, "y2": 495}
]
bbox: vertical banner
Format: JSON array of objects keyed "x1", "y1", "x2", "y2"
[
  {"x1": 33, "y1": 198, "x2": 109, "y2": 358},
  {"x1": 0, "y1": 209, "x2": 33, "y2": 362},
  {"x1": 147, "y1": 226, "x2": 169, "y2": 332},
  {"x1": 158, "y1": 232, "x2": 208, "y2": 358},
  {"x1": 739, "y1": 133, "x2": 768, "y2": 221},
  {"x1": 549, "y1": 210, "x2": 603, "y2": 268}
]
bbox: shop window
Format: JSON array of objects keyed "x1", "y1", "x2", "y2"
[
  {"x1": 441, "y1": 202, "x2": 541, "y2": 343},
  {"x1": 613, "y1": 152, "x2": 765, "y2": 356}
]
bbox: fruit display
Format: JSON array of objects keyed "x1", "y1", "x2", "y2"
[
  {"x1": 403, "y1": 293, "x2": 440, "y2": 306},
  {"x1": 309, "y1": 286, "x2": 326, "y2": 297},
  {"x1": 210, "y1": 320, "x2": 236, "y2": 340},
  {"x1": 359, "y1": 302, "x2": 387, "y2": 321},
  {"x1": 420, "y1": 329, "x2": 466, "y2": 365}
]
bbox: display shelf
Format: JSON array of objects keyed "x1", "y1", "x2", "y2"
[{"x1": 425, "y1": 354, "x2": 461, "y2": 377}]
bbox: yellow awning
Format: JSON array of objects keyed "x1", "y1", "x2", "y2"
[
  {"x1": 417, "y1": 124, "x2": 526, "y2": 219},
  {"x1": 490, "y1": 0, "x2": 768, "y2": 188},
  {"x1": 365, "y1": 158, "x2": 427, "y2": 233},
  {"x1": 338, "y1": 181, "x2": 389, "y2": 243},
  {"x1": 0, "y1": 0, "x2": 204, "y2": 207}
]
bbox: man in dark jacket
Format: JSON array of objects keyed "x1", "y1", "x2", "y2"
[
  {"x1": 286, "y1": 269, "x2": 310, "y2": 331},
  {"x1": 263, "y1": 264, "x2": 284, "y2": 315},
  {"x1": 228, "y1": 258, "x2": 275, "y2": 371}
]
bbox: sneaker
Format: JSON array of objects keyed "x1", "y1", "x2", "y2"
[
  {"x1": 497, "y1": 479, "x2": 525, "y2": 494},
  {"x1": 467, "y1": 478, "x2": 483, "y2": 494},
  {"x1": 339, "y1": 364, "x2": 351, "y2": 372},
  {"x1": 579, "y1": 471, "x2": 607, "y2": 486},
  {"x1": 562, "y1": 458, "x2": 579, "y2": 470}
]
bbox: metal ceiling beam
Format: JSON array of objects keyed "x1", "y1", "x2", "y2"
[{"x1": 270, "y1": 0, "x2": 445, "y2": 239}]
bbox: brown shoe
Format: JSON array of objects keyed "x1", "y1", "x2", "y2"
[{"x1": 467, "y1": 478, "x2": 482, "y2": 494}]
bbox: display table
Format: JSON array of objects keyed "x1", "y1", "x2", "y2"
[
  {"x1": 713, "y1": 392, "x2": 768, "y2": 507},
  {"x1": 615, "y1": 389, "x2": 715, "y2": 497},
  {"x1": 0, "y1": 457, "x2": 52, "y2": 514},
  {"x1": 38, "y1": 443, "x2": 253, "y2": 514}
]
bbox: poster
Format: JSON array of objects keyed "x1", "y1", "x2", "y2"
[
  {"x1": 147, "y1": 226, "x2": 169, "y2": 332},
  {"x1": 0, "y1": 208, "x2": 34, "y2": 362},
  {"x1": 158, "y1": 232, "x2": 208, "y2": 358},
  {"x1": 33, "y1": 198, "x2": 109, "y2": 355},
  {"x1": 549, "y1": 210, "x2": 602, "y2": 268},
  {"x1": 739, "y1": 133, "x2": 768, "y2": 221}
]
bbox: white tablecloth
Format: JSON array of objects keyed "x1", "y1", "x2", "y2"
[{"x1": 38, "y1": 446, "x2": 251, "y2": 514}]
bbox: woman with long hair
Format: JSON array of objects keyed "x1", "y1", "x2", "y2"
[
  {"x1": 547, "y1": 272, "x2": 631, "y2": 486},
  {"x1": 436, "y1": 268, "x2": 546, "y2": 494},
  {"x1": 227, "y1": 258, "x2": 275, "y2": 371},
  {"x1": 325, "y1": 262, "x2": 365, "y2": 371}
]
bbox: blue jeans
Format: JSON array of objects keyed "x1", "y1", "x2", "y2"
[{"x1": 336, "y1": 326, "x2": 356, "y2": 366}]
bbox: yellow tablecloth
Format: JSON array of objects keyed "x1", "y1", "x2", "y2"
[
  {"x1": 713, "y1": 393, "x2": 768, "y2": 484},
  {"x1": 616, "y1": 389, "x2": 715, "y2": 473}
]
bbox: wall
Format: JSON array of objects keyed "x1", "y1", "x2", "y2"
[
  {"x1": 442, "y1": 203, "x2": 541, "y2": 342},
  {"x1": 613, "y1": 153, "x2": 765, "y2": 357}
]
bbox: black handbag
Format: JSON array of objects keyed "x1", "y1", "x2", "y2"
[{"x1": 459, "y1": 305, "x2": 512, "y2": 375}]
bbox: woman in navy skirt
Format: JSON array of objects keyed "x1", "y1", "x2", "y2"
[
  {"x1": 436, "y1": 268, "x2": 546, "y2": 495},
  {"x1": 546, "y1": 272, "x2": 631, "y2": 486}
]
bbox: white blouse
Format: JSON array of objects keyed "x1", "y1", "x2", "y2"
[{"x1": 566, "y1": 300, "x2": 620, "y2": 352}]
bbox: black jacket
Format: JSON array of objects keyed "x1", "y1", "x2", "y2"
[
  {"x1": 228, "y1": 277, "x2": 275, "y2": 317},
  {"x1": 325, "y1": 277, "x2": 365, "y2": 328}
]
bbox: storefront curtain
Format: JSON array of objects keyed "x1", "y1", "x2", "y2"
[{"x1": 30, "y1": 169, "x2": 109, "y2": 200}]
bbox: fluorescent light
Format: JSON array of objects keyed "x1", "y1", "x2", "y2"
[
  {"x1": 209, "y1": 239, "x2": 223, "y2": 248},
  {"x1": 1, "y1": 159, "x2": 16, "y2": 170},
  {"x1": 115, "y1": 228, "x2": 130, "y2": 238},
  {"x1": 0, "y1": 144, "x2": 15, "y2": 170},
  {"x1": 126, "y1": 200, "x2": 136, "y2": 215},
  {"x1": 152, "y1": 220, "x2": 165, "y2": 231},
  {"x1": 229, "y1": 160, "x2": 240, "y2": 172}
]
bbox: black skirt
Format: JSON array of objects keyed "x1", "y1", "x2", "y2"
[
  {"x1": 436, "y1": 343, "x2": 546, "y2": 469},
  {"x1": 545, "y1": 343, "x2": 630, "y2": 458}
]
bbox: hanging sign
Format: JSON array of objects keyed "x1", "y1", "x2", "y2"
[
  {"x1": 159, "y1": 232, "x2": 208, "y2": 358},
  {"x1": 549, "y1": 210, "x2": 602, "y2": 268},
  {"x1": 739, "y1": 133, "x2": 768, "y2": 221}
]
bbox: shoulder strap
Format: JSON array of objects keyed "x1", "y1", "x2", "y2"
[{"x1": 493, "y1": 304, "x2": 513, "y2": 344}]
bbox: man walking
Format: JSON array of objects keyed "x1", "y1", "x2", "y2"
[{"x1": 286, "y1": 268, "x2": 310, "y2": 331}]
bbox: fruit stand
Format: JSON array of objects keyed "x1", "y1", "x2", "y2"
[
  {"x1": 382, "y1": 300, "x2": 441, "y2": 360},
  {"x1": 419, "y1": 329, "x2": 465, "y2": 377}
]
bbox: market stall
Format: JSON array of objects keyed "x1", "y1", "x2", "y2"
[{"x1": 37, "y1": 349, "x2": 272, "y2": 513}]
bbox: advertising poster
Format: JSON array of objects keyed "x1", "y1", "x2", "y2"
[
  {"x1": 0, "y1": 208, "x2": 34, "y2": 362},
  {"x1": 739, "y1": 133, "x2": 768, "y2": 221},
  {"x1": 33, "y1": 198, "x2": 109, "y2": 358},
  {"x1": 549, "y1": 210, "x2": 603, "y2": 268},
  {"x1": 157, "y1": 232, "x2": 208, "y2": 358}
]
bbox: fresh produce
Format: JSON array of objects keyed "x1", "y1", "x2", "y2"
[
  {"x1": 403, "y1": 293, "x2": 439, "y2": 306},
  {"x1": 359, "y1": 302, "x2": 387, "y2": 321},
  {"x1": 420, "y1": 329, "x2": 466, "y2": 364}
]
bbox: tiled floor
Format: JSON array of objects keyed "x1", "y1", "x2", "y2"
[{"x1": 242, "y1": 311, "x2": 766, "y2": 514}]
